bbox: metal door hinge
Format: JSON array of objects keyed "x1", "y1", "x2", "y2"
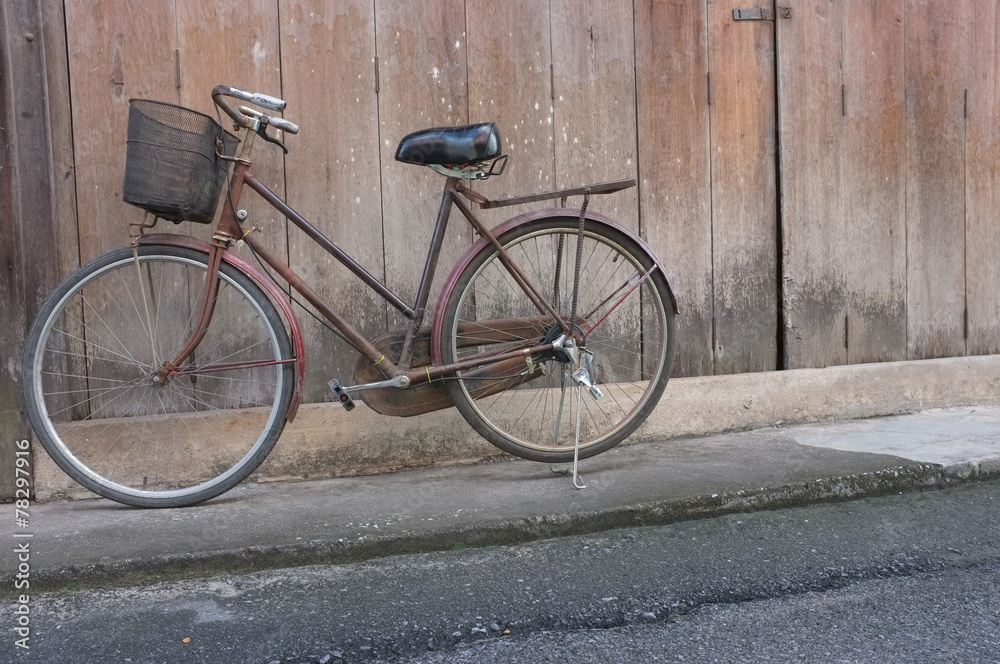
[{"x1": 733, "y1": 6, "x2": 791, "y2": 21}]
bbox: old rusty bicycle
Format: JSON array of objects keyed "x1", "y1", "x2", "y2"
[{"x1": 22, "y1": 85, "x2": 677, "y2": 508}]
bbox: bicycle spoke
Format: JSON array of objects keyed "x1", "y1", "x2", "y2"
[
  {"x1": 45, "y1": 374, "x2": 149, "y2": 422},
  {"x1": 169, "y1": 378, "x2": 277, "y2": 412},
  {"x1": 59, "y1": 307, "x2": 148, "y2": 369},
  {"x1": 111, "y1": 266, "x2": 157, "y2": 357},
  {"x1": 71, "y1": 385, "x2": 156, "y2": 460},
  {"x1": 167, "y1": 386, "x2": 254, "y2": 473},
  {"x1": 41, "y1": 345, "x2": 149, "y2": 371}
]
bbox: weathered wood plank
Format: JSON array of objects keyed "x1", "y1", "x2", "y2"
[
  {"x1": 2, "y1": 0, "x2": 57, "y2": 331},
  {"x1": 465, "y1": 0, "x2": 554, "y2": 225},
  {"x1": 172, "y1": 1, "x2": 291, "y2": 411},
  {"x1": 842, "y1": 0, "x2": 906, "y2": 364},
  {"x1": 635, "y1": 0, "x2": 712, "y2": 377},
  {"x1": 966, "y1": 2, "x2": 1000, "y2": 356},
  {"x1": 65, "y1": 0, "x2": 177, "y2": 262},
  {"x1": 708, "y1": 0, "x2": 778, "y2": 374},
  {"x1": 177, "y1": 0, "x2": 287, "y2": 255},
  {"x1": 375, "y1": 0, "x2": 469, "y2": 323},
  {"x1": 904, "y1": 0, "x2": 971, "y2": 360},
  {"x1": 550, "y1": 0, "x2": 638, "y2": 231},
  {"x1": 1, "y1": 0, "x2": 80, "y2": 500},
  {"x1": 39, "y1": 0, "x2": 82, "y2": 290},
  {"x1": 280, "y1": 0, "x2": 386, "y2": 401},
  {"x1": 778, "y1": 0, "x2": 846, "y2": 369},
  {"x1": 526, "y1": 2, "x2": 645, "y2": 382},
  {"x1": 0, "y1": 0, "x2": 35, "y2": 500}
]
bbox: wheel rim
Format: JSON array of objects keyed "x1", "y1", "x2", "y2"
[
  {"x1": 30, "y1": 251, "x2": 289, "y2": 502},
  {"x1": 448, "y1": 226, "x2": 669, "y2": 454}
]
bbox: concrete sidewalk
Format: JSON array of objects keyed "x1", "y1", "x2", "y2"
[{"x1": 8, "y1": 405, "x2": 1000, "y2": 595}]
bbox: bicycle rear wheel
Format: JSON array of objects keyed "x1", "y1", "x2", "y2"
[
  {"x1": 22, "y1": 245, "x2": 294, "y2": 507},
  {"x1": 438, "y1": 217, "x2": 675, "y2": 462}
]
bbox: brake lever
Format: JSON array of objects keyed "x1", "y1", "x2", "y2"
[{"x1": 256, "y1": 118, "x2": 288, "y2": 154}]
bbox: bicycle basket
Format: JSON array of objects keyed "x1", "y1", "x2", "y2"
[{"x1": 123, "y1": 99, "x2": 239, "y2": 224}]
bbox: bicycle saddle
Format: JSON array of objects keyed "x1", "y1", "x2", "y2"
[{"x1": 395, "y1": 123, "x2": 501, "y2": 166}]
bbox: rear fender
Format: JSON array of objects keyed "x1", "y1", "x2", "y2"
[
  {"x1": 430, "y1": 208, "x2": 679, "y2": 365},
  {"x1": 136, "y1": 234, "x2": 306, "y2": 422}
]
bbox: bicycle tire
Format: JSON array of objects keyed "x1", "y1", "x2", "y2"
[
  {"x1": 22, "y1": 245, "x2": 294, "y2": 508},
  {"x1": 438, "y1": 216, "x2": 675, "y2": 462}
]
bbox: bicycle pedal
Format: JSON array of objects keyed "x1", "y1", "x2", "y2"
[{"x1": 328, "y1": 379, "x2": 356, "y2": 411}]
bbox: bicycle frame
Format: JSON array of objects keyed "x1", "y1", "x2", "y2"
[{"x1": 143, "y1": 120, "x2": 668, "y2": 417}]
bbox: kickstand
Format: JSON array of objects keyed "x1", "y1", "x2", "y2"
[{"x1": 549, "y1": 383, "x2": 587, "y2": 489}]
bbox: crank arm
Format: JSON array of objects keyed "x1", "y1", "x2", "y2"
[
  {"x1": 329, "y1": 375, "x2": 411, "y2": 412},
  {"x1": 338, "y1": 375, "x2": 411, "y2": 394}
]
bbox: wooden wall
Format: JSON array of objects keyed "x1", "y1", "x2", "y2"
[{"x1": 4, "y1": 0, "x2": 1000, "y2": 497}]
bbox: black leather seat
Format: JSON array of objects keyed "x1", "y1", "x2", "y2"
[{"x1": 395, "y1": 123, "x2": 502, "y2": 166}]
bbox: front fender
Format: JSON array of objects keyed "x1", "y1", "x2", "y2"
[
  {"x1": 137, "y1": 234, "x2": 306, "y2": 422},
  {"x1": 430, "y1": 208, "x2": 679, "y2": 365}
]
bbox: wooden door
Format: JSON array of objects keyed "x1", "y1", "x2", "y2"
[{"x1": 778, "y1": 0, "x2": 983, "y2": 368}]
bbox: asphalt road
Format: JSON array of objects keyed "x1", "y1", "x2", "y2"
[
  {"x1": 6, "y1": 480, "x2": 1000, "y2": 664},
  {"x1": 405, "y1": 562, "x2": 1000, "y2": 663}
]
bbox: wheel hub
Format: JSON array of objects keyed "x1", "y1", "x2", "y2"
[{"x1": 540, "y1": 323, "x2": 584, "y2": 364}]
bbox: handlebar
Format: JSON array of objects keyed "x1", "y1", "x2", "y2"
[{"x1": 211, "y1": 84, "x2": 299, "y2": 135}]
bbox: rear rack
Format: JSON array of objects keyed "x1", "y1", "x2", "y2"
[{"x1": 456, "y1": 178, "x2": 636, "y2": 209}]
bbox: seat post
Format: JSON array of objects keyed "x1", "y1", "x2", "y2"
[{"x1": 396, "y1": 178, "x2": 458, "y2": 368}]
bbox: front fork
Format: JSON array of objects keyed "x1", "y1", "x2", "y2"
[
  {"x1": 133, "y1": 160, "x2": 250, "y2": 385},
  {"x1": 127, "y1": 231, "x2": 228, "y2": 386},
  {"x1": 151, "y1": 237, "x2": 227, "y2": 383}
]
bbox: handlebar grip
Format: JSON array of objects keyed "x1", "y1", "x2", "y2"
[
  {"x1": 268, "y1": 116, "x2": 299, "y2": 135},
  {"x1": 243, "y1": 91, "x2": 287, "y2": 112},
  {"x1": 219, "y1": 85, "x2": 286, "y2": 111}
]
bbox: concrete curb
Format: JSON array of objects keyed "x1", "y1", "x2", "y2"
[
  {"x1": 16, "y1": 457, "x2": 1000, "y2": 596},
  {"x1": 32, "y1": 355, "x2": 1000, "y2": 501},
  {"x1": 633, "y1": 354, "x2": 1000, "y2": 441},
  {"x1": 943, "y1": 455, "x2": 1000, "y2": 481}
]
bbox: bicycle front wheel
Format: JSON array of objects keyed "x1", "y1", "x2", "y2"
[
  {"x1": 22, "y1": 245, "x2": 294, "y2": 507},
  {"x1": 439, "y1": 217, "x2": 675, "y2": 462}
]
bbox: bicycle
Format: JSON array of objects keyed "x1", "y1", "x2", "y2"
[{"x1": 21, "y1": 85, "x2": 677, "y2": 508}]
